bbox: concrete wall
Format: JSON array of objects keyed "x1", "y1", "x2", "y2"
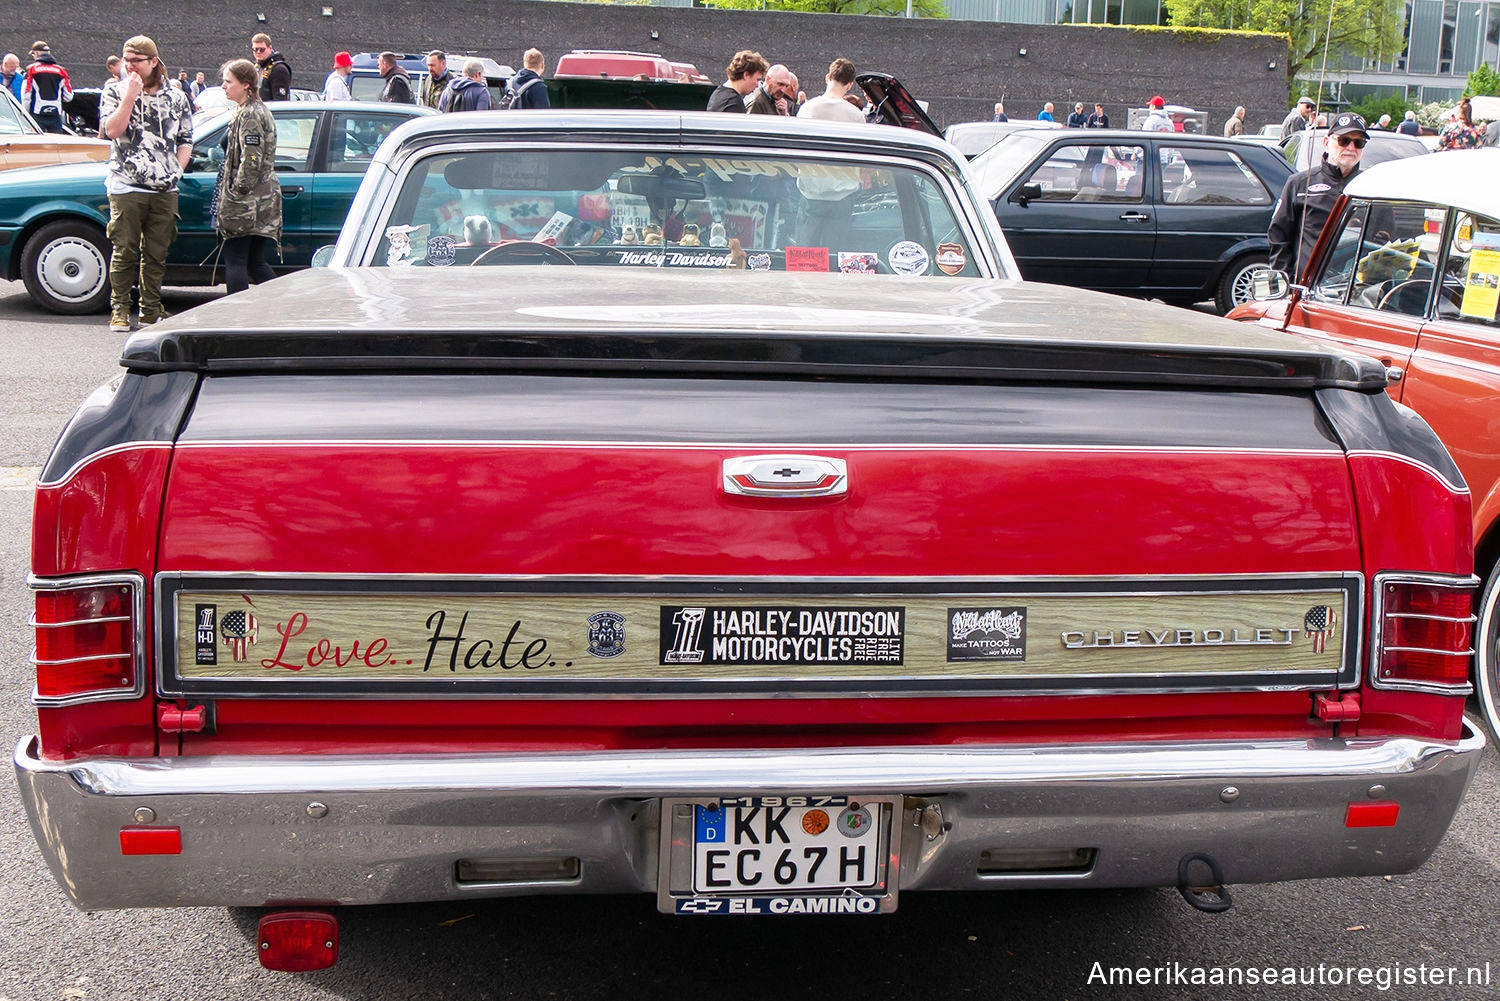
[{"x1": 10, "y1": 0, "x2": 1290, "y2": 131}]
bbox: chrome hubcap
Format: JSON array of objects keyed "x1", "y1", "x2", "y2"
[{"x1": 37, "y1": 237, "x2": 106, "y2": 303}]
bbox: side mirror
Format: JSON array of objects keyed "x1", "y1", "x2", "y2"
[
  {"x1": 1013, "y1": 182, "x2": 1043, "y2": 207},
  {"x1": 310, "y1": 245, "x2": 336, "y2": 268},
  {"x1": 1249, "y1": 267, "x2": 1290, "y2": 301}
]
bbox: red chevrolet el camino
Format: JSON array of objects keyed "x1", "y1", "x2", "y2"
[{"x1": 14, "y1": 112, "x2": 1484, "y2": 970}]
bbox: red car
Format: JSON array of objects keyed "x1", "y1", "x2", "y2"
[
  {"x1": 16, "y1": 113, "x2": 1484, "y2": 971},
  {"x1": 1230, "y1": 148, "x2": 1500, "y2": 735}
]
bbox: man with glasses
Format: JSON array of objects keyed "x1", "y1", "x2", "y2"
[
  {"x1": 1268, "y1": 113, "x2": 1372, "y2": 280},
  {"x1": 99, "y1": 35, "x2": 193, "y2": 332},
  {"x1": 251, "y1": 33, "x2": 291, "y2": 102}
]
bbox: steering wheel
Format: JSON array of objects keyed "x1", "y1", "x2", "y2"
[
  {"x1": 1377, "y1": 279, "x2": 1430, "y2": 314},
  {"x1": 470, "y1": 241, "x2": 577, "y2": 266}
]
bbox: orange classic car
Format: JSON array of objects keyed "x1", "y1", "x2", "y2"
[
  {"x1": 0, "y1": 88, "x2": 108, "y2": 173},
  {"x1": 1230, "y1": 148, "x2": 1500, "y2": 736}
]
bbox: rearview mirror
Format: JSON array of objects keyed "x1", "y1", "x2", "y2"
[{"x1": 616, "y1": 170, "x2": 706, "y2": 202}]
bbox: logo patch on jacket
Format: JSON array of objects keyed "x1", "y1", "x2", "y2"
[
  {"x1": 244, "y1": 133, "x2": 261, "y2": 146},
  {"x1": 1307, "y1": 182, "x2": 1331, "y2": 192}
]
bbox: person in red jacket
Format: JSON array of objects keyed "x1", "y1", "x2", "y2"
[{"x1": 22, "y1": 41, "x2": 72, "y2": 134}]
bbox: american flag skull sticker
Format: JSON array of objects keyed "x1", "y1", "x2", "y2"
[
  {"x1": 1304, "y1": 605, "x2": 1338, "y2": 654},
  {"x1": 221, "y1": 607, "x2": 259, "y2": 662}
]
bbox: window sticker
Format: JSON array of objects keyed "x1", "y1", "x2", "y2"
[
  {"x1": 426, "y1": 235, "x2": 456, "y2": 267},
  {"x1": 935, "y1": 243, "x2": 965, "y2": 275},
  {"x1": 786, "y1": 246, "x2": 830, "y2": 272},
  {"x1": 837, "y1": 252, "x2": 877, "y2": 274},
  {"x1": 384, "y1": 224, "x2": 428, "y2": 267},
  {"x1": 888, "y1": 241, "x2": 930, "y2": 276},
  {"x1": 1461, "y1": 231, "x2": 1500, "y2": 320}
]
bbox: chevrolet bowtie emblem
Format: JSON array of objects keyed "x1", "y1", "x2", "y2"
[{"x1": 722, "y1": 455, "x2": 848, "y2": 498}]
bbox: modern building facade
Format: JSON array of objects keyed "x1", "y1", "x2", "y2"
[{"x1": 946, "y1": 0, "x2": 1500, "y2": 104}]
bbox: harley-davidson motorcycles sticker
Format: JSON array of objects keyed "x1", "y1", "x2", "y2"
[
  {"x1": 947, "y1": 606, "x2": 1027, "y2": 662},
  {"x1": 659, "y1": 605, "x2": 905, "y2": 666},
  {"x1": 194, "y1": 604, "x2": 217, "y2": 665},
  {"x1": 587, "y1": 611, "x2": 626, "y2": 658}
]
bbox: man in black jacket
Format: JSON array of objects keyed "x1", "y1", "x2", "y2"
[
  {"x1": 23, "y1": 41, "x2": 72, "y2": 133},
  {"x1": 1268, "y1": 112, "x2": 1378, "y2": 280},
  {"x1": 377, "y1": 51, "x2": 414, "y2": 104},
  {"x1": 251, "y1": 33, "x2": 291, "y2": 101},
  {"x1": 504, "y1": 49, "x2": 550, "y2": 109}
]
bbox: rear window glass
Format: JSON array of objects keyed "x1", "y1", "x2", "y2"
[{"x1": 373, "y1": 148, "x2": 980, "y2": 276}]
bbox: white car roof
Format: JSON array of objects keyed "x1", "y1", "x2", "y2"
[{"x1": 1343, "y1": 147, "x2": 1500, "y2": 220}]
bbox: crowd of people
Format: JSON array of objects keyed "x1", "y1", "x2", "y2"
[{"x1": 701, "y1": 49, "x2": 878, "y2": 123}]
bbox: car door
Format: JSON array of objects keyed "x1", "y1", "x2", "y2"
[
  {"x1": 175, "y1": 108, "x2": 320, "y2": 276},
  {"x1": 1403, "y1": 209, "x2": 1500, "y2": 506},
  {"x1": 1148, "y1": 142, "x2": 1276, "y2": 295},
  {"x1": 1282, "y1": 198, "x2": 1428, "y2": 397},
  {"x1": 308, "y1": 110, "x2": 413, "y2": 254},
  {"x1": 993, "y1": 139, "x2": 1153, "y2": 290}
]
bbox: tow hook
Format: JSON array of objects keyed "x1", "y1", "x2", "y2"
[{"x1": 1176, "y1": 853, "x2": 1233, "y2": 913}]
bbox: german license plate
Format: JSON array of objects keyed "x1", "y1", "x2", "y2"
[{"x1": 658, "y1": 795, "x2": 899, "y2": 915}]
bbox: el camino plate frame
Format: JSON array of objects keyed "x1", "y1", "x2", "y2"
[
  {"x1": 154, "y1": 573, "x2": 1363, "y2": 698},
  {"x1": 657, "y1": 795, "x2": 901, "y2": 915}
]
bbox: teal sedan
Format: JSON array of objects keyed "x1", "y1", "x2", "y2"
[{"x1": 0, "y1": 100, "x2": 433, "y2": 313}]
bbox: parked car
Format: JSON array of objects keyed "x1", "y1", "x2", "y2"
[
  {"x1": 1281, "y1": 126, "x2": 1428, "y2": 171},
  {"x1": 0, "y1": 87, "x2": 108, "y2": 173},
  {"x1": 943, "y1": 119, "x2": 1058, "y2": 158},
  {"x1": 553, "y1": 49, "x2": 701, "y2": 81},
  {"x1": 0, "y1": 100, "x2": 432, "y2": 313},
  {"x1": 969, "y1": 128, "x2": 1293, "y2": 312},
  {"x1": 17, "y1": 110, "x2": 1484, "y2": 972},
  {"x1": 1229, "y1": 148, "x2": 1500, "y2": 734}
]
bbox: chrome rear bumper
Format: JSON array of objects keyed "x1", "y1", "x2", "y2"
[{"x1": 15, "y1": 722, "x2": 1484, "y2": 911}]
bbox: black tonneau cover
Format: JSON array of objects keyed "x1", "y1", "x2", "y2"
[{"x1": 121, "y1": 268, "x2": 1387, "y2": 391}]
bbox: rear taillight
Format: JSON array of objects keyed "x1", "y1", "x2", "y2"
[
  {"x1": 29, "y1": 574, "x2": 142, "y2": 705},
  {"x1": 1373, "y1": 574, "x2": 1476, "y2": 693}
]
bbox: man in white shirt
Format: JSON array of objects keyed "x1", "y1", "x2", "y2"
[
  {"x1": 796, "y1": 57, "x2": 864, "y2": 123},
  {"x1": 322, "y1": 51, "x2": 352, "y2": 102}
]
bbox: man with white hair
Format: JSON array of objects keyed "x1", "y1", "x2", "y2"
[
  {"x1": 438, "y1": 59, "x2": 490, "y2": 112},
  {"x1": 1223, "y1": 105, "x2": 1245, "y2": 137},
  {"x1": 1396, "y1": 109, "x2": 1420, "y2": 135},
  {"x1": 747, "y1": 63, "x2": 795, "y2": 115},
  {"x1": 1, "y1": 53, "x2": 21, "y2": 102}
]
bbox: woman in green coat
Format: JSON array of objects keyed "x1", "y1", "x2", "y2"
[{"x1": 215, "y1": 58, "x2": 282, "y2": 293}]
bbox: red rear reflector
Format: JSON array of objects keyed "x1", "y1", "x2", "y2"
[
  {"x1": 30, "y1": 580, "x2": 137, "y2": 701},
  {"x1": 258, "y1": 911, "x2": 339, "y2": 972},
  {"x1": 1345, "y1": 801, "x2": 1400, "y2": 828},
  {"x1": 119, "y1": 826, "x2": 182, "y2": 855},
  {"x1": 1377, "y1": 578, "x2": 1475, "y2": 690}
]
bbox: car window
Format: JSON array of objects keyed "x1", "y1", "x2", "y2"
[
  {"x1": 185, "y1": 125, "x2": 228, "y2": 173},
  {"x1": 0, "y1": 94, "x2": 31, "y2": 135},
  {"x1": 328, "y1": 112, "x2": 404, "y2": 173},
  {"x1": 1158, "y1": 146, "x2": 1271, "y2": 205},
  {"x1": 1439, "y1": 212, "x2": 1500, "y2": 327},
  {"x1": 969, "y1": 132, "x2": 1052, "y2": 197},
  {"x1": 1315, "y1": 199, "x2": 1433, "y2": 314},
  {"x1": 274, "y1": 114, "x2": 319, "y2": 172},
  {"x1": 371, "y1": 148, "x2": 982, "y2": 276},
  {"x1": 1017, "y1": 144, "x2": 1144, "y2": 202}
]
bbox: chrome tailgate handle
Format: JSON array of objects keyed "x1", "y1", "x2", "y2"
[{"x1": 722, "y1": 455, "x2": 848, "y2": 498}]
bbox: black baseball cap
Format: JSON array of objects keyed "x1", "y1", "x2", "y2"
[{"x1": 1328, "y1": 112, "x2": 1369, "y2": 138}]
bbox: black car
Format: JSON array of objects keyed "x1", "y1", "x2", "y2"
[{"x1": 970, "y1": 129, "x2": 1294, "y2": 313}]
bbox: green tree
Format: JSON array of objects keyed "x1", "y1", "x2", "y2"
[
  {"x1": 1163, "y1": 0, "x2": 1405, "y2": 83},
  {"x1": 700, "y1": 0, "x2": 948, "y2": 17},
  {"x1": 1467, "y1": 63, "x2": 1500, "y2": 97}
]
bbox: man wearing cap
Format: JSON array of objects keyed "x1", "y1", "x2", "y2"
[
  {"x1": 1066, "y1": 101, "x2": 1087, "y2": 127},
  {"x1": 1268, "y1": 112, "x2": 1385, "y2": 280},
  {"x1": 323, "y1": 51, "x2": 353, "y2": 101},
  {"x1": 1279, "y1": 96, "x2": 1314, "y2": 141},
  {"x1": 99, "y1": 35, "x2": 193, "y2": 332},
  {"x1": 1142, "y1": 95, "x2": 1172, "y2": 132}
]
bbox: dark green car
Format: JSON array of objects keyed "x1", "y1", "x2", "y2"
[{"x1": 0, "y1": 100, "x2": 433, "y2": 314}]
